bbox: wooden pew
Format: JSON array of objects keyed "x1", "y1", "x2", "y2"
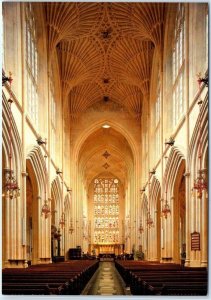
[
  {"x1": 115, "y1": 260, "x2": 207, "y2": 296},
  {"x1": 2, "y1": 260, "x2": 99, "y2": 295}
]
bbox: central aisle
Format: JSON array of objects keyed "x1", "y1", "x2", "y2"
[{"x1": 81, "y1": 261, "x2": 128, "y2": 295}]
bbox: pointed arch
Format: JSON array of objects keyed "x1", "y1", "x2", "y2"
[
  {"x1": 163, "y1": 146, "x2": 186, "y2": 263},
  {"x1": 64, "y1": 193, "x2": 71, "y2": 229},
  {"x1": 187, "y1": 95, "x2": 208, "y2": 267},
  {"x1": 2, "y1": 93, "x2": 22, "y2": 182},
  {"x1": 26, "y1": 146, "x2": 46, "y2": 197},
  {"x1": 163, "y1": 146, "x2": 185, "y2": 197},
  {"x1": 26, "y1": 146, "x2": 50, "y2": 264},
  {"x1": 64, "y1": 193, "x2": 71, "y2": 225},
  {"x1": 188, "y1": 96, "x2": 208, "y2": 180},
  {"x1": 150, "y1": 176, "x2": 161, "y2": 210},
  {"x1": 51, "y1": 176, "x2": 63, "y2": 225},
  {"x1": 141, "y1": 193, "x2": 148, "y2": 227},
  {"x1": 150, "y1": 176, "x2": 161, "y2": 261},
  {"x1": 2, "y1": 93, "x2": 23, "y2": 267},
  {"x1": 64, "y1": 194, "x2": 71, "y2": 212}
]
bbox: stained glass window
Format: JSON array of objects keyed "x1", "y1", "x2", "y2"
[
  {"x1": 172, "y1": 3, "x2": 185, "y2": 127},
  {"x1": 155, "y1": 76, "x2": 161, "y2": 159},
  {"x1": 93, "y1": 178, "x2": 120, "y2": 244},
  {"x1": 205, "y1": 7, "x2": 208, "y2": 67},
  {"x1": 25, "y1": 3, "x2": 38, "y2": 126},
  {"x1": 50, "y1": 75, "x2": 56, "y2": 161}
]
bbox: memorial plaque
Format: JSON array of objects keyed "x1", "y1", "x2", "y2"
[{"x1": 191, "y1": 232, "x2": 200, "y2": 250}]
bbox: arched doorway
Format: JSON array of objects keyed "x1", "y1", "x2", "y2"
[
  {"x1": 51, "y1": 177, "x2": 63, "y2": 261},
  {"x1": 51, "y1": 190, "x2": 57, "y2": 260},
  {"x1": 162, "y1": 147, "x2": 186, "y2": 263},
  {"x1": 25, "y1": 146, "x2": 51, "y2": 265},
  {"x1": 26, "y1": 161, "x2": 39, "y2": 265},
  {"x1": 178, "y1": 174, "x2": 186, "y2": 263},
  {"x1": 156, "y1": 189, "x2": 161, "y2": 261},
  {"x1": 141, "y1": 194, "x2": 148, "y2": 260},
  {"x1": 149, "y1": 177, "x2": 161, "y2": 261},
  {"x1": 2, "y1": 149, "x2": 7, "y2": 266},
  {"x1": 173, "y1": 160, "x2": 186, "y2": 263}
]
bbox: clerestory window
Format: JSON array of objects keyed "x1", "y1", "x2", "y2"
[
  {"x1": 172, "y1": 3, "x2": 185, "y2": 127},
  {"x1": 155, "y1": 77, "x2": 161, "y2": 160},
  {"x1": 25, "y1": 3, "x2": 38, "y2": 126},
  {"x1": 50, "y1": 78, "x2": 56, "y2": 161}
]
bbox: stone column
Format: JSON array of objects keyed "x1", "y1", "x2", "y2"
[
  {"x1": 184, "y1": 172, "x2": 190, "y2": 267},
  {"x1": 153, "y1": 210, "x2": 158, "y2": 261},
  {"x1": 200, "y1": 169, "x2": 208, "y2": 267}
]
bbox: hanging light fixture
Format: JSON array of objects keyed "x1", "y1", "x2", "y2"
[
  {"x1": 41, "y1": 154, "x2": 50, "y2": 218},
  {"x1": 193, "y1": 173, "x2": 207, "y2": 199},
  {"x1": 4, "y1": 75, "x2": 20, "y2": 199},
  {"x1": 193, "y1": 77, "x2": 207, "y2": 199},
  {"x1": 41, "y1": 199, "x2": 51, "y2": 219},
  {"x1": 69, "y1": 218, "x2": 74, "y2": 234},
  {"x1": 59, "y1": 177, "x2": 65, "y2": 228},
  {"x1": 162, "y1": 157, "x2": 171, "y2": 219},
  {"x1": 59, "y1": 212, "x2": 65, "y2": 229},
  {"x1": 162, "y1": 199, "x2": 171, "y2": 219}
]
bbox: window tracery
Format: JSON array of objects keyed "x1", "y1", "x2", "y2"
[
  {"x1": 25, "y1": 3, "x2": 38, "y2": 126},
  {"x1": 155, "y1": 77, "x2": 161, "y2": 159},
  {"x1": 50, "y1": 75, "x2": 56, "y2": 161},
  {"x1": 93, "y1": 178, "x2": 120, "y2": 244},
  {"x1": 205, "y1": 7, "x2": 208, "y2": 67},
  {"x1": 172, "y1": 3, "x2": 185, "y2": 127}
]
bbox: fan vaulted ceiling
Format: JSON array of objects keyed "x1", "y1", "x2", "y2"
[{"x1": 45, "y1": 2, "x2": 166, "y2": 119}]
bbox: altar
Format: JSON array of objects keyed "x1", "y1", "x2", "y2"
[
  {"x1": 89, "y1": 244, "x2": 124, "y2": 256},
  {"x1": 99, "y1": 253, "x2": 115, "y2": 261}
]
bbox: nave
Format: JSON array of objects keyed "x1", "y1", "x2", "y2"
[
  {"x1": 2, "y1": 1, "x2": 208, "y2": 296},
  {"x1": 2, "y1": 259, "x2": 207, "y2": 296}
]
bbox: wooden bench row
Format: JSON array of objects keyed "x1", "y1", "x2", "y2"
[
  {"x1": 115, "y1": 260, "x2": 207, "y2": 296},
  {"x1": 2, "y1": 260, "x2": 99, "y2": 295},
  {"x1": 115, "y1": 260, "x2": 183, "y2": 286}
]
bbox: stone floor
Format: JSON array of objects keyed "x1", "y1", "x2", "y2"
[{"x1": 81, "y1": 261, "x2": 130, "y2": 295}]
